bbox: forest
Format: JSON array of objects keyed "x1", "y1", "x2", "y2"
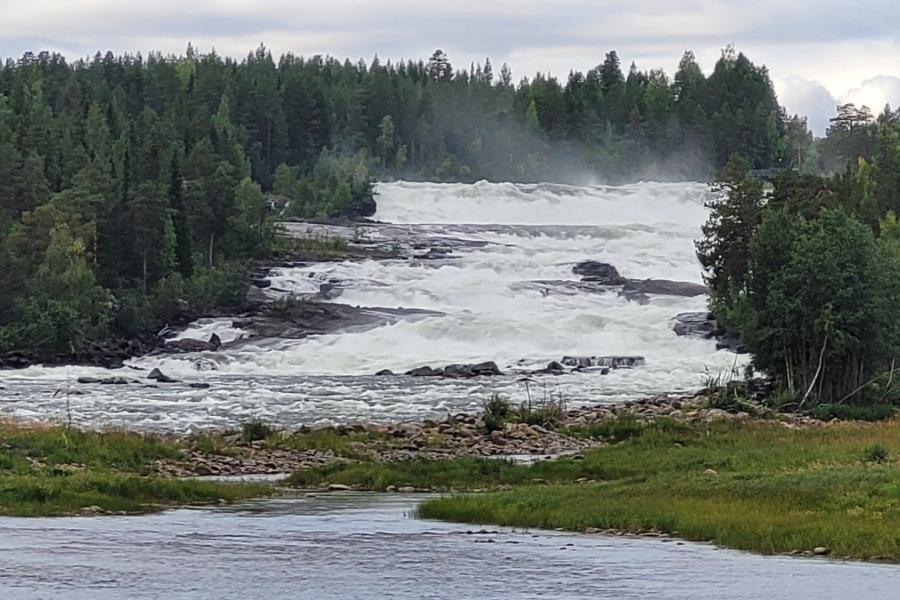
[
  {"x1": 699, "y1": 100, "x2": 900, "y2": 412},
  {"x1": 0, "y1": 43, "x2": 816, "y2": 360}
]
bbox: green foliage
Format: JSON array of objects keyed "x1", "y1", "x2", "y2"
[
  {"x1": 0, "y1": 421, "x2": 267, "y2": 516},
  {"x1": 409, "y1": 418, "x2": 900, "y2": 560},
  {"x1": 863, "y1": 444, "x2": 890, "y2": 464},
  {"x1": 188, "y1": 262, "x2": 251, "y2": 312},
  {"x1": 482, "y1": 393, "x2": 512, "y2": 433},
  {"x1": 812, "y1": 403, "x2": 897, "y2": 422},
  {"x1": 241, "y1": 418, "x2": 275, "y2": 443}
]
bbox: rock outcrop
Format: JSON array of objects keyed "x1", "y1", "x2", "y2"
[{"x1": 672, "y1": 312, "x2": 746, "y2": 353}]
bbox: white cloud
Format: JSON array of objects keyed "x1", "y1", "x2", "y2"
[{"x1": 775, "y1": 76, "x2": 837, "y2": 136}]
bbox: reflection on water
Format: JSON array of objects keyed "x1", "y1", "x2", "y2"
[{"x1": 0, "y1": 493, "x2": 897, "y2": 599}]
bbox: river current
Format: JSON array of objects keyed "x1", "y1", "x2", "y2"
[
  {"x1": 1, "y1": 493, "x2": 897, "y2": 599},
  {"x1": 0, "y1": 181, "x2": 743, "y2": 431}
]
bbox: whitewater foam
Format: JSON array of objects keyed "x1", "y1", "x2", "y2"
[{"x1": 0, "y1": 180, "x2": 744, "y2": 431}]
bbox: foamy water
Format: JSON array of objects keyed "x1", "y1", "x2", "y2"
[{"x1": 0, "y1": 181, "x2": 745, "y2": 431}]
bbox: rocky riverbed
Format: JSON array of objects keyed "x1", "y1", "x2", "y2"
[{"x1": 153, "y1": 380, "x2": 815, "y2": 479}]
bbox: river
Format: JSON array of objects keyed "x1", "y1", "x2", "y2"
[
  {"x1": 1, "y1": 493, "x2": 897, "y2": 599},
  {"x1": 0, "y1": 180, "x2": 743, "y2": 432}
]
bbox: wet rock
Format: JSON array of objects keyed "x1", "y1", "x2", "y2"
[
  {"x1": 672, "y1": 312, "x2": 718, "y2": 338},
  {"x1": 406, "y1": 366, "x2": 444, "y2": 377},
  {"x1": 546, "y1": 361, "x2": 566, "y2": 373},
  {"x1": 813, "y1": 547, "x2": 830, "y2": 556},
  {"x1": 164, "y1": 333, "x2": 222, "y2": 353},
  {"x1": 375, "y1": 369, "x2": 396, "y2": 376},
  {"x1": 672, "y1": 312, "x2": 746, "y2": 353},
  {"x1": 147, "y1": 368, "x2": 179, "y2": 383},
  {"x1": 189, "y1": 383, "x2": 211, "y2": 389},
  {"x1": 623, "y1": 279, "x2": 707, "y2": 297},
  {"x1": 561, "y1": 356, "x2": 645, "y2": 369},
  {"x1": 250, "y1": 278, "x2": 271, "y2": 289},
  {"x1": 326, "y1": 483, "x2": 352, "y2": 491},
  {"x1": 573, "y1": 261, "x2": 627, "y2": 285},
  {"x1": 443, "y1": 362, "x2": 503, "y2": 379}
]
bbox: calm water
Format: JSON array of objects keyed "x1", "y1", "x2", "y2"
[{"x1": 1, "y1": 493, "x2": 896, "y2": 599}]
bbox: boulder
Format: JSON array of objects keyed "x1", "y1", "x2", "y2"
[
  {"x1": 189, "y1": 383, "x2": 211, "y2": 389},
  {"x1": 405, "y1": 366, "x2": 444, "y2": 377},
  {"x1": 672, "y1": 312, "x2": 718, "y2": 338},
  {"x1": 405, "y1": 361, "x2": 504, "y2": 379},
  {"x1": 546, "y1": 361, "x2": 566, "y2": 373},
  {"x1": 573, "y1": 261, "x2": 627, "y2": 285},
  {"x1": 375, "y1": 369, "x2": 396, "y2": 376},
  {"x1": 250, "y1": 278, "x2": 272, "y2": 289},
  {"x1": 672, "y1": 312, "x2": 747, "y2": 353},
  {"x1": 443, "y1": 361, "x2": 504, "y2": 379},
  {"x1": 147, "y1": 368, "x2": 179, "y2": 384}
]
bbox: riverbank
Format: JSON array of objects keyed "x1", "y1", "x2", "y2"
[
  {"x1": 0, "y1": 420, "x2": 267, "y2": 517},
  {"x1": 5, "y1": 388, "x2": 900, "y2": 563}
]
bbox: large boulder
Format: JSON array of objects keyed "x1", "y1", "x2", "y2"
[
  {"x1": 405, "y1": 361, "x2": 504, "y2": 379},
  {"x1": 573, "y1": 261, "x2": 627, "y2": 285},
  {"x1": 147, "y1": 368, "x2": 179, "y2": 383},
  {"x1": 405, "y1": 366, "x2": 444, "y2": 377}
]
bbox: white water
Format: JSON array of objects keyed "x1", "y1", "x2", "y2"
[{"x1": 0, "y1": 181, "x2": 745, "y2": 431}]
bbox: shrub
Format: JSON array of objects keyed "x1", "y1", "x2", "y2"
[
  {"x1": 189, "y1": 262, "x2": 250, "y2": 312},
  {"x1": 482, "y1": 394, "x2": 511, "y2": 433},
  {"x1": 241, "y1": 419, "x2": 275, "y2": 443},
  {"x1": 863, "y1": 444, "x2": 890, "y2": 464},
  {"x1": 812, "y1": 403, "x2": 897, "y2": 422}
]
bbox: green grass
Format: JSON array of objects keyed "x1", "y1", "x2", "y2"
[
  {"x1": 0, "y1": 421, "x2": 268, "y2": 516},
  {"x1": 290, "y1": 418, "x2": 900, "y2": 560}
]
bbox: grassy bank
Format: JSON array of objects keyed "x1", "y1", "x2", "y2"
[
  {"x1": 0, "y1": 421, "x2": 268, "y2": 517},
  {"x1": 292, "y1": 418, "x2": 900, "y2": 560}
]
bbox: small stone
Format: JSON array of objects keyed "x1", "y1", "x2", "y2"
[
  {"x1": 703, "y1": 468, "x2": 718, "y2": 476},
  {"x1": 584, "y1": 527, "x2": 602, "y2": 534},
  {"x1": 813, "y1": 546, "x2": 829, "y2": 556},
  {"x1": 327, "y1": 484, "x2": 351, "y2": 491},
  {"x1": 397, "y1": 486, "x2": 416, "y2": 493}
]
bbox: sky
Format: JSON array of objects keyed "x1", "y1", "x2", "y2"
[{"x1": 3, "y1": 0, "x2": 900, "y2": 135}]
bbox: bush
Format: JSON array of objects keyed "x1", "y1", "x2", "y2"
[
  {"x1": 863, "y1": 444, "x2": 890, "y2": 464},
  {"x1": 189, "y1": 262, "x2": 250, "y2": 312},
  {"x1": 241, "y1": 419, "x2": 275, "y2": 443},
  {"x1": 517, "y1": 394, "x2": 566, "y2": 428},
  {"x1": 482, "y1": 394, "x2": 511, "y2": 433},
  {"x1": 812, "y1": 403, "x2": 897, "y2": 422}
]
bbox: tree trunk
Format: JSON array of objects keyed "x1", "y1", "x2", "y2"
[{"x1": 208, "y1": 233, "x2": 215, "y2": 268}]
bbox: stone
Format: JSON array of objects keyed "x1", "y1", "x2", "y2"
[
  {"x1": 405, "y1": 366, "x2": 443, "y2": 377},
  {"x1": 375, "y1": 369, "x2": 395, "y2": 376},
  {"x1": 147, "y1": 368, "x2": 178, "y2": 383},
  {"x1": 327, "y1": 483, "x2": 352, "y2": 491},
  {"x1": 397, "y1": 486, "x2": 416, "y2": 493},
  {"x1": 189, "y1": 383, "x2": 211, "y2": 389},
  {"x1": 813, "y1": 547, "x2": 829, "y2": 556},
  {"x1": 573, "y1": 261, "x2": 627, "y2": 285},
  {"x1": 703, "y1": 468, "x2": 718, "y2": 476}
]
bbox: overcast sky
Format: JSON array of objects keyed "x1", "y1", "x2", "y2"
[{"x1": 3, "y1": 0, "x2": 899, "y2": 135}]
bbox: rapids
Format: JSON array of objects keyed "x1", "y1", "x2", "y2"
[{"x1": 0, "y1": 181, "x2": 745, "y2": 431}]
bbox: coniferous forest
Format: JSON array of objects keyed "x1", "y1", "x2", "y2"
[{"x1": 0, "y1": 44, "x2": 808, "y2": 358}]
